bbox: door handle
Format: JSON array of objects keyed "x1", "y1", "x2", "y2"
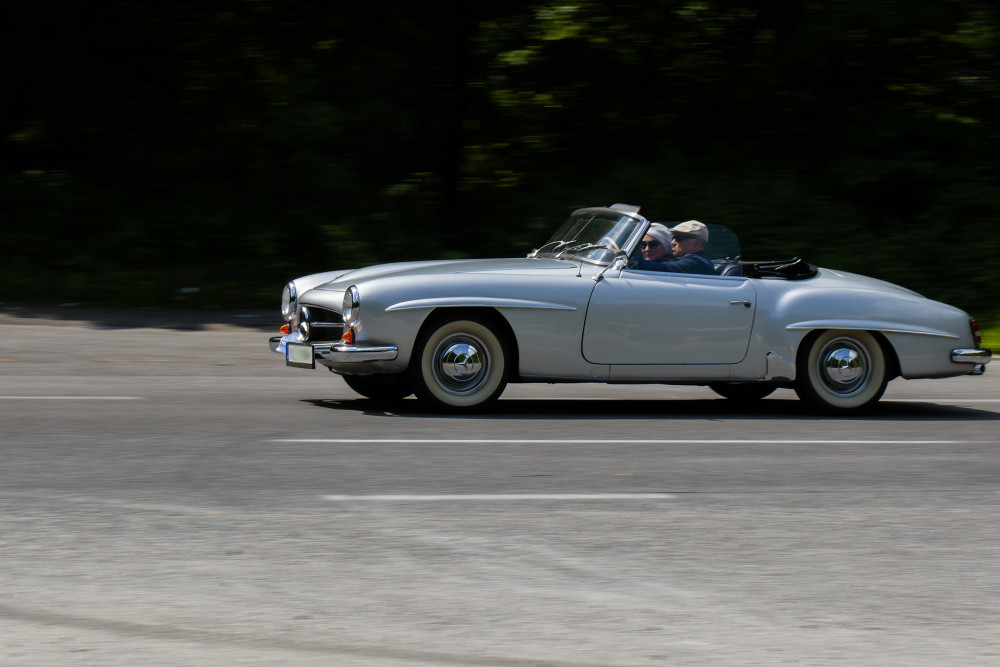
[{"x1": 729, "y1": 300, "x2": 752, "y2": 308}]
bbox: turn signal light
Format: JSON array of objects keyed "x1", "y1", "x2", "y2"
[
  {"x1": 280, "y1": 324, "x2": 290, "y2": 335},
  {"x1": 341, "y1": 328, "x2": 355, "y2": 344}
]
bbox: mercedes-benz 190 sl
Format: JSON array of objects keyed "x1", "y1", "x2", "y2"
[{"x1": 268, "y1": 204, "x2": 991, "y2": 413}]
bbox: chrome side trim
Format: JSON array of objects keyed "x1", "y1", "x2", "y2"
[
  {"x1": 951, "y1": 348, "x2": 993, "y2": 364},
  {"x1": 764, "y1": 351, "x2": 795, "y2": 381},
  {"x1": 386, "y1": 296, "x2": 577, "y2": 312},
  {"x1": 786, "y1": 320, "x2": 959, "y2": 339}
]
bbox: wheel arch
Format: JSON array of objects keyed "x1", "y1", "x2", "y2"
[
  {"x1": 412, "y1": 307, "x2": 521, "y2": 381},
  {"x1": 873, "y1": 330, "x2": 902, "y2": 381},
  {"x1": 795, "y1": 328, "x2": 901, "y2": 381}
]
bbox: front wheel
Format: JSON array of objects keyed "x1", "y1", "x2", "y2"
[
  {"x1": 794, "y1": 330, "x2": 888, "y2": 413},
  {"x1": 409, "y1": 316, "x2": 510, "y2": 412}
]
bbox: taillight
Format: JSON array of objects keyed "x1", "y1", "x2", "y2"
[{"x1": 971, "y1": 319, "x2": 982, "y2": 347}]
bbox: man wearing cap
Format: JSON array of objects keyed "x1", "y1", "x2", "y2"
[{"x1": 632, "y1": 220, "x2": 715, "y2": 275}]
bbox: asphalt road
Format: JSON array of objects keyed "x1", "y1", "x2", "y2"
[{"x1": 2, "y1": 305, "x2": 998, "y2": 666}]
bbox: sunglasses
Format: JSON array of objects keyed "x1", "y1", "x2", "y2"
[{"x1": 640, "y1": 240, "x2": 661, "y2": 249}]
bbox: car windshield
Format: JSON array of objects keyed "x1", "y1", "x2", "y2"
[{"x1": 533, "y1": 208, "x2": 645, "y2": 264}]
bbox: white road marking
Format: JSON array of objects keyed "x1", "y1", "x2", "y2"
[
  {"x1": 0, "y1": 396, "x2": 143, "y2": 400},
  {"x1": 278, "y1": 438, "x2": 960, "y2": 445},
  {"x1": 888, "y1": 398, "x2": 1000, "y2": 403},
  {"x1": 322, "y1": 493, "x2": 674, "y2": 501},
  {"x1": 507, "y1": 396, "x2": 1000, "y2": 402}
]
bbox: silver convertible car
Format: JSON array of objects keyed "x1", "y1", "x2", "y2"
[{"x1": 268, "y1": 204, "x2": 991, "y2": 413}]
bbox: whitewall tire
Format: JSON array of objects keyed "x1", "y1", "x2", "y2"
[
  {"x1": 795, "y1": 330, "x2": 889, "y2": 413},
  {"x1": 409, "y1": 317, "x2": 509, "y2": 411}
]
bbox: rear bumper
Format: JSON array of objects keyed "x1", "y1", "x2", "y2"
[
  {"x1": 951, "y1": 348, "x2": 992, "y2": 363},
  {"x1": 951, "y1": 348, "x2": 991, "y2": 375}
]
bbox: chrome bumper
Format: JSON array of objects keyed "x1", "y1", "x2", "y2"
[
  {"x1": 952, "y1": 348, "x2": 992, "y2": 363},
  {"x1": 268, "y1": 337, "x2": 397, "y2": 364},
  {"x1": 952, "y1": 348, "x2": 991, "y2": 375},
  {"x1": 323, "y1": 343, "x2": 397, "y2": 363}
]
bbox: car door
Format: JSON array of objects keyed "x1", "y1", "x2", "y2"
[{"x1": 582, "y1": 269, "x2": 757, "y2": 365}]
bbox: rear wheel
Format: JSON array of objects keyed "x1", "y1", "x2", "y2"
[
  {"x1": 709, "y1": 383, "x2": 777, "y2": 402},
  {"x1": 342, "y1": 374, "x2": 413, "y2": 402},
  {"x1": 794, "y1": 330, "x2": 888, "y2": 413},
  {"x1": 409, "y1": 316, "x2": 509, "y2": 412}
]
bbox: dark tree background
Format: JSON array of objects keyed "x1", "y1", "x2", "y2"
[{"x1": 3, "y1": 0, "x2": 999, "y2": 323}]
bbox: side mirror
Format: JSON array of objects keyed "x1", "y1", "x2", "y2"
[{"x1": 593, "y1": 250, "x2": 628, "y2": 282}]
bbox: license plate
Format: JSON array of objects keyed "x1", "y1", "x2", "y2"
[{"x1": 285, "y1": 342, "x2": 315, "y2": 369}]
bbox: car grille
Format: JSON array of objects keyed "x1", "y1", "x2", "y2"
[{"x1": 298, "y1": 305, "x2": 343, "y2": 342}]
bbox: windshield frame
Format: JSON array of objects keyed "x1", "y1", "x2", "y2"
[{"x1": 533, "y1": 207, "x2": 649, "y2": 265}]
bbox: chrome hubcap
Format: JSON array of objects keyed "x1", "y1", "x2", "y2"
[
  {"x1": 818, "y1": 339, "x2": 870, "y2": 396},
  {"x1": 824, "y1": 348, "x2": 862, "y2": 382},
  {"x1": 432, "y1": 335, "x2": 489, "y2": 395},
  {"x1": 441, "y1": 343, "x2": 482, "y2": 380}
]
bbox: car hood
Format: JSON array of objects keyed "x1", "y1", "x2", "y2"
[{"x1": 314, "y1": 257, "x2": 584, "y2": 289}]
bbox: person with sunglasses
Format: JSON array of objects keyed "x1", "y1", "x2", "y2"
[
  {"x1": 629, "y1": 222, "x2": 672, "y2": 270},
  {"x1": 632, "y1": 220, "x2": 715, "y2": 275},
  {"x1": 664, "y1": 220, "x2": 715, "y2": 274},
  {"x1": 637, "y1": 223, "x2": 673, "y2": 264}
]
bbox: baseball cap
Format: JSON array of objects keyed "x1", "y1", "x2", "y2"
[{"x1": 669, "y1": 220, "x2": 709, "y2": 242}]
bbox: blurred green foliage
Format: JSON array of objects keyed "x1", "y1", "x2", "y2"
[{"x1": 2, "y1": 0, "x2": 999, "y2": 316}]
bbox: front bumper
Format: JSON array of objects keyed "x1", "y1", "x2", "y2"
[
  {"x1": 324, "y1": 343, "x2": 398, "y2": 363},
  {"x1": 269, "y1": 336, "x2": 398, "y2": 365},
  {"x1": 951, "y1": 348, "x2": 992, "y2": 375}
]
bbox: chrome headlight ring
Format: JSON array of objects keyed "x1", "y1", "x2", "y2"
[
  {"x1": 281, "y1": 281, "x2": 298, "y2": 321},
  {"x1": 342, "y1": 285, "x2": 360, "y2": 326}
]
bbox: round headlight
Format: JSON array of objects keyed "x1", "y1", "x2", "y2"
[
  {"x1": 281, "y1": 281, "x2": 298, "y2": 321},
  {"x1": 342, "y1": 285, "x2": 360, "y2": 326}
]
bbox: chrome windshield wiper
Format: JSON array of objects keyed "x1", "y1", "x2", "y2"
[
  {"x1": 549, "y1": 239, "x2": 579, "y2": 258},
  {"x1": 528, "y1": 240, "x2": 569, "y2": 258}
]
